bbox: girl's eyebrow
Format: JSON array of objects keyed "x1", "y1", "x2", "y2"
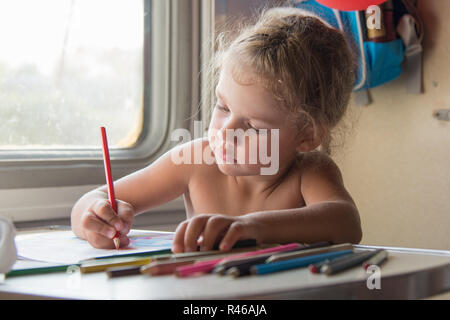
[
  {"x1": 251, "y1": 117, "x2": 276, "y2": 127},
  {"x1": 215, "y1": 88, "x2": 277, "y2": 125}
]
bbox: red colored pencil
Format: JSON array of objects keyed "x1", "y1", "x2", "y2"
[
  {"x1": 176, "y1": 243, "x2": 302, "y2": 277},
  {"x1": 100, "y1": 126, "x2": 120, "y2": 250}
]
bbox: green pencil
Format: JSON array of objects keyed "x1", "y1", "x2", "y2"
[
  {"x1": 85, "y1": 248, "x2": 173, "y2": 261},
  {"x1": 6, "y1": 264, "x2": 81, "y2": 278}
]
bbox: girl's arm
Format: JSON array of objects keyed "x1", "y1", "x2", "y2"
[
  {"x1": 71, "y1": 139, "x2": 199, "y2": 248},
  {"x1": 92, "y1": 142, "x2": 195, "y2": 214},
  {"x1": 243, "y1": 155, "x2": 362, "y2": 245},
  {"x1": 243, "y1": 201, "x2": 361, "y2": 245}
]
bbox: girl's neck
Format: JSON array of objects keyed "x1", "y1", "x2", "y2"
[{"x1": 230, "y1": 157, "x2": 298, "y2": 196}]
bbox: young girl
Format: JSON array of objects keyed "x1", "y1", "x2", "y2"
[{"x1": 71, "y1": 7, "x2": 362, "y2": 253}]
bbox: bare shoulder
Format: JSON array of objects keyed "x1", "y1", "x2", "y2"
[
  {"x1": 169, "y1": 136, "x2": 210, "y2": 161},
  {"x1": 298, "y1": 151, "x2": 343, "y2": 181},
  {"x1": 168, "y1": 136, "x2": 218, "y2": 177},
  {"x1": 297, "y1": 151, "x2": 353, "y2": 204}
]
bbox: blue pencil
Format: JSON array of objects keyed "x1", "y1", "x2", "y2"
[{"x1": 250, "y1": 250, "x2": 353, "y2": 275}]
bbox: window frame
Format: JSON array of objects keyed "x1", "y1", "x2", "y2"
[{"x1": 0, "y1": 0, "x2": 201, "y2": 190}]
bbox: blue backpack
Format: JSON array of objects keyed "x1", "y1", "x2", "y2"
[{"x1": 293, "y1": 0, "x2": 424, "y2": 105}]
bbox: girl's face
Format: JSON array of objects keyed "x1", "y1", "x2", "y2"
[{"x1": 208, "y1": 61, "x2": 303, "y2": 176}]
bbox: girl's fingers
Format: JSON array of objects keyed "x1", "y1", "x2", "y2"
[
  {"x1": 184, "y1": 215, "x2": 210, "y2": 252},
  {"x1": 219, "y1": 222, "x2": 248, "y2": 251},
  {"x1": 116, "y1": 200, "x2": 135, "y2": 234},
  {"x1": 201, "y1": 216, "x2": 231, "y2": 251},
  {"x1": 82, "y1": 210, "x2": 116, "y2": 239},
  {"x1": 172, "y1": 220, "x2": 189, "y2": 253},
  {"x1": 92, "y1": 199, "x2": 123, "y2": 232},
  {"x1": 83, "y1": 212, "x2": 130, "y2": 249},
  {"x1": 196, "y1": 234, "x2": 204, "y2": 247},
  {"x1": 86, "y1": 233, "x2": 113, "y2": 249},
  {"x1": 119, "y1": 233, "x2": 130, "y2": 248},
  {"x1": 85, "y1": 227, "x2": 117, "y2": 249},
  {"x1": 173, "y1": 215, "x2": 244, "y2": 253}
]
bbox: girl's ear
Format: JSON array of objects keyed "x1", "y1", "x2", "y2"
[{"x1": 295, "y1": 124, "x2": 327, "y2": 153}]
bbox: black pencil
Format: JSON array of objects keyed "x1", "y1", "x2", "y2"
[
  {"x1": 308, "y1": 259, "x2": 331, "y2": 274},
  {"x1": 213, "y1": 241, "x2": 312, "y2": 273},
  {"x1": 227, "y1": 266, "x2": 249, "y2": 278},
  {"x1": 362, "y1": 249, "x2": 388, "y2": 270},
  {"x1": 320, "y1": 250, "x2": 381, "y2": 275},
  {"x1": 308, "y1": 251, "x2": 356, "y2": 274},
  {"x1": 214, "y1": 255, "x2": 269, "y2": 275},
  {"x1": 226, "y1": 263, "x2": 256, "y2": 278},
  {"x1": 266, "y1": 243, "x2": 352, "y2": 263}
]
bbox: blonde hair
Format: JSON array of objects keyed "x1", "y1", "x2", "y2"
[{"x1": 209, "y1": 7, "x2": 356, "y2": 154}]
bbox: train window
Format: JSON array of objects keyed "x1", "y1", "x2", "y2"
[
  {"x1": 0, "y1": 0, "x2": 200, "y2": 191},
  {"x1": 0, "y1": 0, "x2": 144, "y2": 150},
  {"x1": 0, "y1": 0, "x2": 200, "y2": 223}
]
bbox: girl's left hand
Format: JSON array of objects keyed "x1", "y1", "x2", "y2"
[{"x1": 171, "y1": 214, "x2": 260, "y2": 253}]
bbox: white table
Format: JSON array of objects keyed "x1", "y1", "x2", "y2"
[{"x1": 1, "y1": 233, "x2": 449, "y2": 299}]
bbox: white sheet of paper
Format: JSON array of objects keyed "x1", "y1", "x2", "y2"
[{"x1": 15, "y1": 230, "x2": 174, "y2": 264}]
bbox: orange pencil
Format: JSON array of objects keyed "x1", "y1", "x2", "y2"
[{"x1": 100, "y1": 126, "x2": 120, "y2": 250}]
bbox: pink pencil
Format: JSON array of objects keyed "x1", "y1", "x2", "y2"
[{"x1": 176, "y1": 243, "x2": 301, "y2": 277}]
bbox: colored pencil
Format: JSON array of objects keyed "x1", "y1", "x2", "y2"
[
  {"x1": 151, "y1": 239, "x2": 257, "y2": 262},
  {"x1": 296, "y1": 241, "x2": 332, "y2": 250},
  {"x1": 80, "y1": 256, "x2": 153, "y2": 273},
  {"x1": 145, "y1": 247, "x2": 271, "y2": 276},
  {"x1": 213, "y1": 254, "x2": 270, "y2": 275},
  {"x1": 153, "y1": 250, "x2": 225, "y2": 261},
  {"x1": 310, "y1": 250, "x2": 372, "y2": 274},
  {"x1": 6, "y1": 264, "x2": 81, "y2": 278},
  {"x1": 153, "y1": 248, "x2": 250, "y2": 263},
  {"x1": 227, "y1": 262, "x2": 262, "y2": 278},
  {"x1": 142, "y1": 249, "x2": 256, "y2": 276},
  {"x1": 266, "y1": 243, "x2": 354, "y2": 263},
  {"x1": 250, "y1": 250, "x2": 354, "y2": 275},
  {"x1": 320, "y1": 250, "x2": 381, "y2": 275},
  {"x1": 214, "y1": 242, "x2": 332, "y2": 275},
  {"x1": 220, "y1": 255, "x2": 272, "y2": 277},
  {"x1": 362, "y1": 249, "x2": 388, "y2": 270},
  {"x1": 176, "y1": 243, "x2": 302, "y2": 277},
  {"x1": 88, "y1": 248, "x2": 172, "y2": 261},
  {"x1": 108, "y1": 247, "x2": 261, "y2": 277},
  {"x1": 227, "y1": 266, "x2": 249, "y2": 278},
  {"x1": 141, "y1": 259, "x2": 197, "y2": 276},
  {"x1": 215, "y1": 243, "x2": 303, "y2": 267},
  {"x1": 308, "y1": 251, "x2": 361, "y2": 274},
  {"x1": 106, "y1": 265, "x2": 142, "y2": 278},
  {"x1": 309, "y1": 259, "x2": 331, "y2": 274},
  {"x1": 100, "y1": 126, "x2": 120, "y2": 250}
]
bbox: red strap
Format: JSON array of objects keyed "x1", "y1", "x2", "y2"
[{"x1": 316, "y1": 0, "x2": 387, "y2": 11}]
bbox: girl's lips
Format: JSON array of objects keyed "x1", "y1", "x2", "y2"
[{"x1": 213, "y1": 142, "x2": 236, "y2": 163}]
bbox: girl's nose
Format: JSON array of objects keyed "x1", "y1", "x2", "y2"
[{"x1": 218, "y1": 117, "x2": 241, "y2": 141}]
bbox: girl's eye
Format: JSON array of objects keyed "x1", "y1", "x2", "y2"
[
  {"x1": 247, "y1": 123, "x2": 260, "y2": 133},
  {"x1": 215, "y1": 103, "x2": 229, "y2": 113}
]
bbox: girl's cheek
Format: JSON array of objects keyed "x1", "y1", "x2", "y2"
[
  {"x1": 208, "y1": 112, "x2": 227, "y2": 147},
  {"x1": 254, "y1": 131, "x2": 268, "y2": 163},
  {"x1": 235, "y1": 133, "x2": 258, "y2": 165},
  {"x1": 207, "y1": 128, "x2": 216, "y2": 150},
  {"x1": 207, "y1": 122, "x2": 222, "y2": 150},
  {"x1": 257, "y1": 130, "x2": 279, "y2": 166}
]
